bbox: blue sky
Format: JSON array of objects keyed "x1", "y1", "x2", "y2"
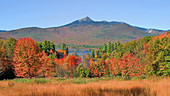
[{"x1": 0, "y1": 0, "x2": 169, "y2": 30}]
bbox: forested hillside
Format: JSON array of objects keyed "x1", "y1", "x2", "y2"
[{"x1": 0, "y1": 31, "x2": 169, "y2": 79}]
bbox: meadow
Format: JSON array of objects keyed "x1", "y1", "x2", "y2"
[{"x1": 0, "y1": 77, "x2": 169, "y2": 96}]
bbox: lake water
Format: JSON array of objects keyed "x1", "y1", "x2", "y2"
[
  {"x1": 68, "y1": 51, "x2": 91, "y2": 62},
  {"x1": 69, "y1": 51, "x2": 91, "y2": 56}
]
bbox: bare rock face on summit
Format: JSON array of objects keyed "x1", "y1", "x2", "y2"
[
  {"x1": 0, "y1": 17, "x2": 166, "y2": 45},
  {"x1": 78, "y1": 16, "x2": 94, "y2": 22}
]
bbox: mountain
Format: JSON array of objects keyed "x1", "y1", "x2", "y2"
[
  {"x1": 134, "y1": 26, "x2": 166, "y2": 34},
  {"x1": 0, "y1": 30, "x2": 7, "y2": 39},
  {"x1": 0, "y1": 30, "x2": 6, "y2": 32},
  {"x1": 0, "y1": 17, "x2": 166, "y2": 45}
]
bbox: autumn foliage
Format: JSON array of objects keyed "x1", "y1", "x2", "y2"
[
  {"x1": 111, "y1": 52, "x2": 142, "y2": 77},
  {"x1": 13, "y1": 38, "x2": 51, "y2": 78},
  {"x1": 54, "y1": 55, "x2": 81, "y2": 77},
  {"x1": 0, "y1": 43, "x2": 9, "y2": 74},
  {"x1": 0, "y1": 31, "x2": 170, "y2": 79}
]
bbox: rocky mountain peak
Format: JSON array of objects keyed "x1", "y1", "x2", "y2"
[{"x1": 78, "y1": 16, "x2": 93, "y2": 22}]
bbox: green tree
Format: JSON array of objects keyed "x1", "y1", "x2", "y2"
[
  {"x1": 61, "y1": 43, "x2": 66, "y2": 50},
  {"x1": 117, "y1": 40, "x2": 120, "y2": 46},
  {"x1": 5, "y1": 38, "x2": 16, "y2": 60},
  {"x1": 66, "y1": 47, "x2": 69, "y2": 55},
  {"x1": 111, "y1": 43, "x2": 114, "y2": 52},
  {"x1": 103, "y1": 43, "x2": 107, "y2": 53},
  {"x1": 114, "y1": 42, "x2": 117, "y2": 50},
  {"x1": 167, "y1": 30, "x2": 170, "y2": 34},
  {"x1": 95, "y1": 50, "x2": 99, "y2": 58},
  {"x1": 142, "y1": 36, "x2": 151, "y2": 43},
  {"x1": 37, "y1": 42, "x2": 43, "y2": 51},
  {"x1": 46, "y1": 41, "x2": 50, "y2": 54},
  {"x1": 40, "y1": 40, "x2": 56, "y2": 55},
  {"x1": 50, "y1": 42, "x2": 55, "y2": 52},
  {"x1": 107, "y1": 41, "x2": 111, "y2": 54},
  {"x1": 49, "y1": 53, "x2": 57, "y2": 60},
  {"x1": 91, "y1": 50, "x2": 94, "y2": 58},
  {"x1": 42, "y1": 40, "x2": 48, "y2": 53}
]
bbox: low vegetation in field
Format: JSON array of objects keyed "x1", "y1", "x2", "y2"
[{"x1": 0, "y1": 77, "x2": 169, "y2": 96}]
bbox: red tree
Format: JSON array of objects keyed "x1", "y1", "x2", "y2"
[
  {"x1": 38, "y1": 51, "x2": 53, "y2": 77},
  {"x1": 0, "y1": 45, "x2": 10, "y2": 75},
  {"x1": 118, "y1": 52, "x2": 142, "y2": 77},
  {"x1": 66, "y1": 55, "x2": 81, "y2": 75},
  {"x1": 13, "y1": 38, "x2": 50, "y2": 78}
]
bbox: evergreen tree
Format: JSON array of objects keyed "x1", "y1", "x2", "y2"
[
  {"x1": 38, "y1": 42, "x2": 43, "y2": 51},
  {"x1": 40, "y1": 40, "x2": 56, "y2": 55},
  {"x1": 114, "y1": 42, "x2": 117, "y2": 50},
  {"x1": 46, "y1": 41, "x2": 50, "y2": 54},
  {"x1": 111, "y1": 43, "x2": 114, "y2": 52},
  {"x1": 107, "y1": 41, "x2": 111, "y2": 54},
  {"x1": 61, "y1": 43, "x2": 66, "y2": 50},
  {"x1": 50, "y1": 41, "x2": 55, "y2": 52},
  {"x1": 95, "y1": 50, "x2": 99, "y2": 58},
  {"x1": 91, "y1": 50, "x2": 94, "y2": 58},
  {"x1": 117, "y1": 40, "x2": 120, "y2": 46},
  {"x1": 66, "y1": 47, "x2": 69, "y2": 55},
  {"x1": 42, "y1": 40, "x2": 48, "y2": 53},
  {"x1": 49, "y1": 53, "x2": 56, "y2": 60},
  {"x1": 103, "y1": 43, "x2": 107, "y2": 53}
]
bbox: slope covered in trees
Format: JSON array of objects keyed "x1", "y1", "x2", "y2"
[{"x1": 0, "y1": 31, "x2": 169, "y2": 79}]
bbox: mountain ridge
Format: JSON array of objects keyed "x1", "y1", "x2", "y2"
[
  {"x1": 4, "y1": 17, "x2": 166, "y2": 33},
  {"x1": 0, "y1": 17, "x2": 167, "y2": 45},
  {"x1": 0, "y1": 30, "x2": 6, "y2": 32}
]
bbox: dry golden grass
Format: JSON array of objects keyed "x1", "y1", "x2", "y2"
[{"x1": 0, "y1": 77, "x2": 169, "y2": 96}]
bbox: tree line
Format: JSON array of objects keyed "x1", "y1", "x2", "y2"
[{"x1": 0, "y1": 31, "x2": 169, "y2": 79}]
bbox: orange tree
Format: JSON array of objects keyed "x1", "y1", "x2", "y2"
[
  {"x1": 54, "y1": 55, "x2": 81, "y2": 77},
  {"x1": 108, "y1": 52, "x2": 143, "y2": 77},
  {"x1": 119, "y1": 52, "x2": 142, "y2": 77},
  {"x1": 38, "y1": 51, "x2": 54, "y2": 77},
  {"x1": 66, "y1": 55, "x2": 81, "y2": 77},
  {"x1": 88, "y1": 59, "x2": 100, "y2": 77},
  {"x1": 54, "y1": 58, "x2": 66, "y2": 77},
  {"x1": 13, "y1": 38, "x2": 51, "y2": 78},
  {"x1": 0, "y1": 40, "x2": 9, "y2": 77}
]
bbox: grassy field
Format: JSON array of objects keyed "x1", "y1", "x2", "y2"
[{"x1": 0, "y1": 77, "x2": 169, "y2": 96}]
